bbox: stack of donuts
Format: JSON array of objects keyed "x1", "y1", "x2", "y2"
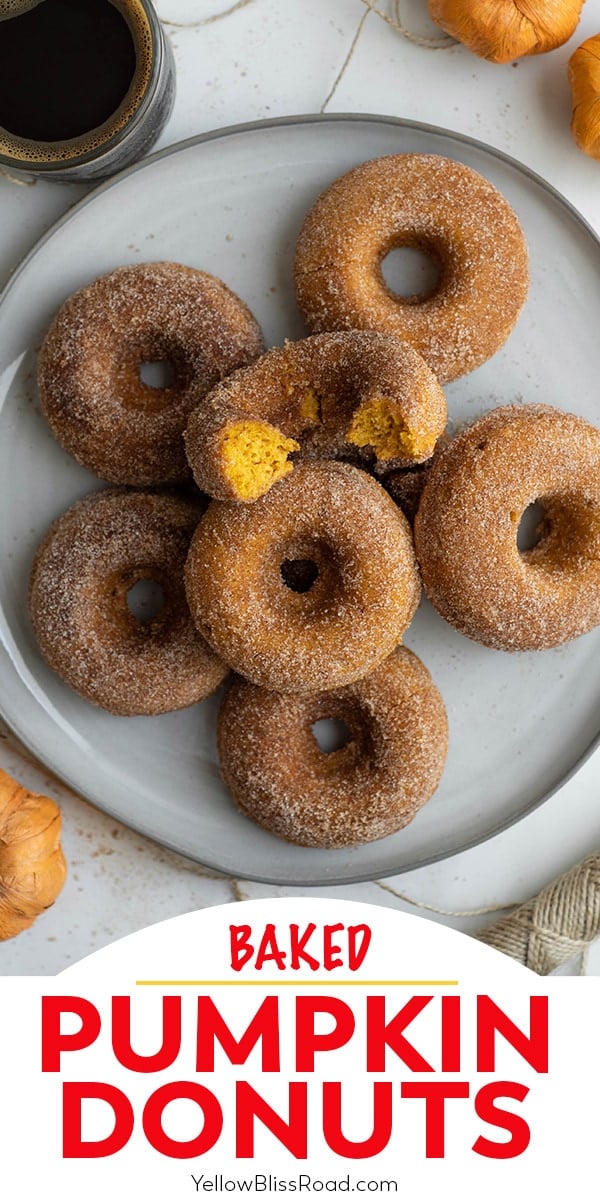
[{"x1": 29, "y1": 153, "x2": 600, "y2": 850}]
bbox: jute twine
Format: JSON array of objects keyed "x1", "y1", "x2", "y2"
[
  {"x1": 376, "y1": 878, "x2": 520, "y2": 918},
  {"x1": 160, "y1": 0, "x2": 454, "y2": 43},
  {"x1": 156, "y1": 0, "x2": 597, "y2": 981},
  {"x1": 159, "y1": 0, "x2": 253, "y2": 28},
  {"x1": 0, "y1": 0, "x2": 254, "y2": 185},
  {"x1": 233, "y1": 857, "x2": 600, "y2": 976},
  {"x1": 475, "y1": 853, "x2": 600, "y2": 975},
  {"x1": 360, "y1": 0, "x2": 456, "y2": 50},
  {"x1": 0, "y1": 5, "x2": 597, "y2": 981},
  {"x1": 3, "y1": 722, "x2": 599, "y2": 976},
  {"x1": 322, "y1": 0, "x2": 455, "y2": 111},
  {"x1": 379, "y1": 858, "x2": 600, "y2": 975}
]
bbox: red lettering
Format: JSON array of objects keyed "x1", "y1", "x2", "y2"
[
  {"x1": 229, "y1": 922, "x2": 372, "y2": 972},
  {"x1": 401, "y1": 1082, "x2": 470, "y2": 1158},
  {"x1": 295, "y1": 998, "x2": 355, "y2": 1071},
  {"x1": 289, "y1": 924, "x2": 319, "y2": 970},
  {"x1": 142, "y1": 1082, "x2": 222, "y2": 1159},
  {"x1": 323, "y1": 924, "x2": 344, "y2": 970},
  {"x1": 473, "y1": 1081, "x2": 531, "y2": 1159},
  {"x1": 62, "y1": 1082, "x2": 133, "y2": 1158},
  {"x1": 230, "y1": 925, "x2": 254, "y2": 972},
  {"x1": 42, "y1": 996, "x2": 101, "y2": 1072},
  {"x1": 348, "y1": 925, "x2": 371, "y2": 970},
  {"x1": 366, "y1": 996, "x2": 433, "y2": 1072},
  {"x1": 196, "y1": 996, "x2": 280, "y2": 1071},
  {"x1": 477, "y1": 996, "x2": 548, "y2": 1072},
  {"x1": 236, "y1": 1082, "x2": 307, "y2": 1158},
  {"x1": 112, "y1": 996, "x2": 181, "y2": 1072},
  {"x1": 323, "y1": 1082, "x2": 392, "y2": 1158},
  {"x1": 256, "y1": 925, "x2": 287, "y2": 970},
  {"x1": 441, "y1": 995, "x2": 461, "y2": 1072}
]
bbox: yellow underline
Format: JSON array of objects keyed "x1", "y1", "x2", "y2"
[{"x1": 136, "y1": 979, "x2": 458, "y2": 987}]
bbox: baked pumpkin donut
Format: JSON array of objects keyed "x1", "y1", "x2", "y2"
[
  {"x1": 218, "y1": 647, "x2": 448, "y2": 848},
  {"x1": 294, "y1": 154, "x2": 529, "y2": 383},
  {"x1": 414, "y1": 404, "x2": 600, "y2": 651},
  {"x1": 381, "y1": 431, "x2": 451, "y2": 523},
  {"x1": 29, "y1": 489, "x2": 228, "y2": 716},
  {"x1": 184, "y1": 331, "x2": 447, "y2": 502},
  {"x1": 38, "y1": 262, "x2": 265, "y2": 486},
  {"x1": 185, "y1": 460, "x2": 421, "y2": 693}
]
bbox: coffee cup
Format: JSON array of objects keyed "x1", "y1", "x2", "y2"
[{"x1": 0, "y1": 0, "x2": 175, "y2": 183}]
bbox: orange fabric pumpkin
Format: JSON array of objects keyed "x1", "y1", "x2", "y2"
[
  {"x1": 569, "y1": 35, "x2": 600, "y2": 159},
  {"x1": 0, "y1": 769, "x2": 67, "y2": 940},
  {"x1": 428, "y1": 0, "x2": 585, "y2": 64}
]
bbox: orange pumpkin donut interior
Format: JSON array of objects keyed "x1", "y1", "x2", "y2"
[
  {"x1": 38, "y1": 262, "x2": 265, "y2": 486},
  {"x1": 184, "y1": 331, "x2": 447, "y2": 502}
]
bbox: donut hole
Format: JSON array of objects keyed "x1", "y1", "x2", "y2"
[
  {"x1": 311, "y1": 718, "x2": 353, "y2": 755},
  {"x1": 381, "y1": 243, "x2": 442, "y2": 303},
  {"x1": 121, "y1": 336, "x2": 192, "y2": 411},
  {"x1": 516, "y1": 501, "x2": 547, "y2": 552},
  {"x1": 139, "y1": 360, "x2": 177, "y2": 390},
  {"x1": 280, "y1": 557, "x2": 319, "y2": 593},
  {"x1": 274, "y1": 536, "x2": 344, "y2": 612},
  {"x1": 126, "y1": 578, "x2": 167, "y2": 624},
  {"x1": 306, "y1": 695, "x2": 372, "y2": 765},
  {"x1": 514, "y1": 494, "x2": 600, "y2": 571}
]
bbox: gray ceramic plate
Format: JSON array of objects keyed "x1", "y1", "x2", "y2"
[{"x1": 0, "y1": 114, "x2": 599, "y2": 884}]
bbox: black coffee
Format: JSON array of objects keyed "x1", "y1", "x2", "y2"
[
  {"x1": 0, "y1": 0, "x2": 174, "y2": 182},
  {"x1": 0, "y1": 0, "x2": 137, "y2": 142}
]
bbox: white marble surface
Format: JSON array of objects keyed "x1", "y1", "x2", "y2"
[{"x1": 0, "y1": 0, "x2": 599, "y2": 974}]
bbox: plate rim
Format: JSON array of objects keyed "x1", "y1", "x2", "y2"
[
  {"x1": 1, "y1": 110, "x2": 599, "y2": 885},
  {"x1": 3, "y1": 111, "x2": 600, "y2": 307}
]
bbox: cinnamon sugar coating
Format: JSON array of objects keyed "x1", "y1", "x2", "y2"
[
  {"x1": 185, "y1": 460, "x2": 421, "y2": 693},
  {"x1": 218, "y1": 647, "x2": 448, "y2": 848},
  {"x1": 38, "y1": 262, "x2": 265, "y2": 486},
  {"x1": 414, "y1": 404, "x2": 600, "y2": 651},
  {"x1": 184, "y1": 331, "x2": 447, "y2": 502},
  {"x1": 29, "y1": 489, "x2": 228, "y2": 716},
  {"x1": 294, "y1": 154, "x2": 529, "y2": 384},
  {"x1": 382, "y1": 431, "x2": 451, "y2": 522}
]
